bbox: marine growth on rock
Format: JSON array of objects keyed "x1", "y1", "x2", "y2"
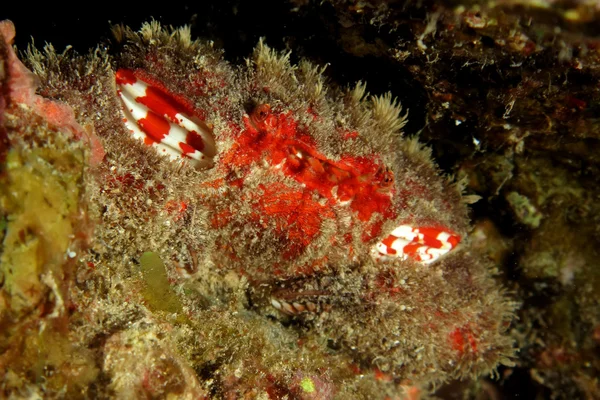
[{"x1": 0, "y1": 20, "x2": 516, "y2": 398}]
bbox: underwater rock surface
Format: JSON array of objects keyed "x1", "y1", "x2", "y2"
[{"x1": 1, "y1": 15, "x2": 519, "y2": 400}]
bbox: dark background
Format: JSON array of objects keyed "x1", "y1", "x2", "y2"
[{"x1": 1, "y1": 1, "x2": 428, "y2": 136}]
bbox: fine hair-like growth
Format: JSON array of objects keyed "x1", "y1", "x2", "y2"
[{"x1": 1, "y1": 20, "x2": 517, "y2": 398}]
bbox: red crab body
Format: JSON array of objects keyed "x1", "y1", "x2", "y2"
[{"x1": 211, "y1": 103, "x2": 400, "y2": 270}]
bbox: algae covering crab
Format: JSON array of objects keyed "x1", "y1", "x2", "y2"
[{"x1": 0, "y1": 20, "x2": 516, "y2": 398}]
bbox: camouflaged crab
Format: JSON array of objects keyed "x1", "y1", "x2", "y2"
[
  {"x1": 115, "y1": 66, "x2": 460, "y2": 271},
  {"x1": 22, "y1": 21, "x2": 516, "y2": 396}
]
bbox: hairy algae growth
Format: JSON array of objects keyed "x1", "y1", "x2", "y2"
[{"x1": 0, "y1": 19, "x2": 516, "y2": 399}]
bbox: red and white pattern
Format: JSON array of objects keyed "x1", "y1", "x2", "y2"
[
  {"x1": 372, "y1": 225, "x2": 461, "y2": 264},
  {"x1": 115, "y1": 69, "x2": 216, "y2": 168}
]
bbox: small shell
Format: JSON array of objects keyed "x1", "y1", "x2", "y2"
[
  {"x1": 115, "y1": 69, "x2": 216, "y2": 168},
  {"x1": 372, "y1": 225, "x2": 461, "y2": 264}
]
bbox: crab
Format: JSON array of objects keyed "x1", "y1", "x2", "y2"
[
  {"x1": 25, "y1": 21, "x2": 515, "y2": 393},
  {"x1": 115, "y1": 61, "x2": 465, "y2": 307}
]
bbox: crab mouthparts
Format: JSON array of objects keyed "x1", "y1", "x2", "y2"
[
  {"x1": 372, "y1": 225, "x2": 461, "y2": 265},
  {"x1": 115, "y1": 69, "x2": 216, "y2": 169}
]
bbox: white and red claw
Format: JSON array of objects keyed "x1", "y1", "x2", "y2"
[
  {"x1": 372, "y1": 225, "x2": 461, "y2": 264},
  {"x1": 115, "y1": 69, "x2": 216, "y2": 168}
]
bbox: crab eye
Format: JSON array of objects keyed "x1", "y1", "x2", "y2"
[
  {"x1": 250, "y1": 103, "x2": 271, "y2": 130},
  {"x1": 383, "y1": 173, "x2": 393, "y2": 184},
  {"x1": 375, "y1": 166, "x2": 394, "y2": 189}
]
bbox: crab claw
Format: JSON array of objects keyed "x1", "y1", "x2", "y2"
[
  {"x1": 115, "y1": 69, "x2": 216, "y2": 168},
  {"x1": 372, "y1": 225, "x2": 461, "y2": 264}
]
